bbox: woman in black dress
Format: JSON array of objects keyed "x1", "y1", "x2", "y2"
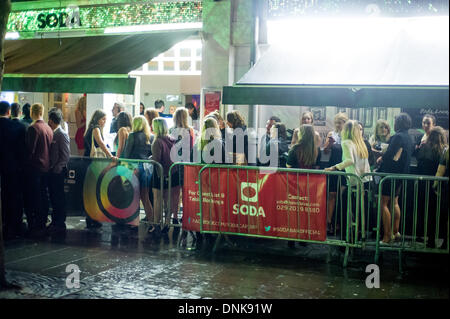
[
  {"x1": 377, "y1": 113, "x2": 413, "y2": 244},
  {"x1": 415, "y1": 126, "x2": 448, "y2": 247}
]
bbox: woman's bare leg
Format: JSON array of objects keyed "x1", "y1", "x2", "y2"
[
  {"x1": 152, "y1": 188, "x2": 162, "y2": 225},
  {"x1": 393, "y1": 196, "x2": 401, "y2": 235},
  {"x1": 141, "y1": 186, "x2": 153, "y2": 223},
  {"x1": 381, "y1": 195, "x2": 392, "y2": 242},
  {"x1": 170, "y1": 186, "x2": 181, "y2": 221},
  {"x1": 327, "y1": 192, "x2": 337, "y2": 224}
]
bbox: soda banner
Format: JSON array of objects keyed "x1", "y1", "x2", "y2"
[{"x1": 182, "y1": 166, "x2": 327, "y2": 241}]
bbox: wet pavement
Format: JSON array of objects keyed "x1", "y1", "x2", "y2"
[{"x1": 0, "y1": 216, "x2": 448, "y2": 299}]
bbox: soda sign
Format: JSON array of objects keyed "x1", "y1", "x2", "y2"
[{"x1": 182, "y1": 166, "x2": 327, "y2": 241}]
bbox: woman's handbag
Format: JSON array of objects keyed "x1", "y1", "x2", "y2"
[{"x1": 90, "y1": 131, "x2": 107, "y2": 158}]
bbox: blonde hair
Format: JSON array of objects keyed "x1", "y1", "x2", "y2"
[
  {"x1": 132, "y1": 115, "x2": 151, "y2": 144},
  {"x1": 174, "y1": 108, "x2": 189, "y2": 129},
  {"x1": 334, "y1": 112, "x2": 348, "y2": 123},
  {"x1": 341, "y1": 120, "x2": 368, "y2": 159},
  {"x1": 301, "y1": 111, "x2": 314, "y2": 124},
  {"x1": 374, "y1": 119, "x2": 391, "y2": 143},
  {"x1": 152, "y1": 118, "x2": 168, "y2": 138},
  {"x1": 200, "y1": 117, "x2": 221, "y2": 151},
  {"x1": 31, "y1": 103, "x2": 44, "y2": 118}
]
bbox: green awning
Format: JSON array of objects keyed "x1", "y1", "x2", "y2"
[
  {"x1": 2, "y1": 74, "x2": 136, "y2": 94},
  {"x1": 2, "y1": 74, "x2": 136, "y2": 95},
  {"x1": 2, "y1": 30, "x2": 197, "y2": 94},
  {"x1": 223, "y1": 85, "x2": 449, "y2": 109}
]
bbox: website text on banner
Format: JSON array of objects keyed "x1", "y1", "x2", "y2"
[{"x1": 182, "y1": 166, "x2": 327, "y2": 241}]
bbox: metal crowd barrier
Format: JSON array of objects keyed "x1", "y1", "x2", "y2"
[
  {"x1": 167, "y1": 163, "x2": 448, "y2": 270},
  {"x1": 373, "y1": 174, "x2": 449, "y2": 272},
  {"x1": 167, "y1": 162, "x2": 207, "y2": 228},
  {"x1": 195, "y1": 164, "x2": 364, "y2": 267}
]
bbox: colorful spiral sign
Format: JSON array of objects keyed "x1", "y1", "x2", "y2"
[{"x1": 83, "y1": 160, "x2": 140, "y2": 226}]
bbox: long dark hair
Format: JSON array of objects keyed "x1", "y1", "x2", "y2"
[
  {"x1": 85, "y1": 109, "x2": 106, "y2": 136},
  {"x1": 114, "y1": 111, "x2": 132, "y2": 145},
  {"x1": 296, "y1": 124, "x2": 318, "y2": 167},
  {"x1": 226, "y1": 110, "x2": 246, "y2": 129},
  {"x1": 116, "y1": 111, "x2": 132, "y2": 130},
  {"x1": 185, "y1": 102, "x2": 198, "y2": 120},
  {"x1": 427, "y1": 126, "x2": 448, "y2": 156}
]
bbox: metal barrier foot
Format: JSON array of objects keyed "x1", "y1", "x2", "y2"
[
  {"x1": 398, "y1": 251, "x2": 404, "y2": 274},
  {"x1": 212, "y1": 234, "x2": 222, "y2": 253},
  {"x1": 343, "y1": 247, "x2": 350, "y2": 268}
]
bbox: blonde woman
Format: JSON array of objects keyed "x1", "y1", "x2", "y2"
[
  {"x1": 121, "y1": 116, "x2": 154, "y2": 224},
  {"x1": 149, "y1": 118, "x2": 181, "y2": 240},
  {"x1": 74, "y1": 96, "x2": 87, "y2": 155},
  {"x1": 205, "y1": 110, "x2": 226, "y2": 139},
  {"x1": 170, "y1": 108, "x2": 194, "y2": 150},
  {"x1": 325, "y1": 120, "x2": 372, "y2": 184},
  {"x1": 226, "y1": 110, "x2": 250, "y2": 165},
  {"x1": 369, "y1": 119, "x2": 391, "y2": 161},
  {"x1": 323, "y1": 112, "x2": 348, "y2": 234},
  {"x1": 197, "y1": 117, "x2": 225, "y2": 164},
  {"x1": 325, "y1": 120, "x2": 371, "y2": 239}
]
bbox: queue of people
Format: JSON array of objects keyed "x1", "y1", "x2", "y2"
[
  {"x1": 1, "y1": 98, "x2": 448, "y2": 249},
  {"x1": 0, "y1": 101, "x2": 70, "y2": 240}
]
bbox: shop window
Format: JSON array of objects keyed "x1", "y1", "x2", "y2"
[
  {"x1": 147, "y1": 61, "x2": 159, "y2": 71},
  {"x1": 180, "y1": 48, "x2": 191, "y2": 58},
  {"x1": 163, "y1": 61, "x2": 175, "y2": 71},
  {"x1": 179, "y1": 61, "x2": 191, "y2": 71}
]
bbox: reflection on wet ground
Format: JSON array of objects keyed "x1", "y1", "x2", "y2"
[{"x1": 1, "y1": 216, "x2": 448, "y2": 299}]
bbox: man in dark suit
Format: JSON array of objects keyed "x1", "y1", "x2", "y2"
[
  {"x1": 0, "y1": 101, "x2": 27, "y2": 240},
  {"x1": 109, "y1": 102, "x2": 124, "y2": 134},
  {"x1": 24, "y1": 103, "x2": 53, "y2": 238},
  {"x1": 47, "y1": 108, "x2": 70, "y2": 236}
]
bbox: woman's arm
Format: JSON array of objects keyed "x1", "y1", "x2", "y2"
[
  {"x1": 381, "y1": 134, "x2": 401, "y2": 163},
  {"x1": 325, "y1": 140, "x2": 354, "y2": 171},
  {"x1": 121, "y1": 132, "x2": 134, "y2": 159},
  {"x1": 290, "y1": 128, "x2": 299, "y2": 148},
  {"x1": 116, "y1": 127, "x2": 129, "y2": 158},
  {"x1": 75, "y1": 109, "x2": 83, "y2": 128},
  {"x1": 323, "y1": 131, "x2": 334, "y2": 154},
  {"x1": 151, "y1": 139, "x2": 162, "y2": 164},
  {"x1": 335, "y1": 140, "x2": 354, "y2": 170},
  {"x1": 93, "y1": 128, "x2": 113, "y2": 158}
]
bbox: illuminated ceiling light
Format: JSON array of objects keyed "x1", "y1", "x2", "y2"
[
  {"x1": 104, "y1": 22, "x2": 202, "y2": 34},
  {"x1": 5, "y1": 32, "x2": 20, "y2": 40}
]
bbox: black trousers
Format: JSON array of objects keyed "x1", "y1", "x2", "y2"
[
  {"x1": 48, "y1": 170, "x2": 67, "y2": 228},
  {"x1": 24, "y1": 169, "x2": 49, "y2": 231},
  {"x1": 1, "y1": 171, "x2": 23, "y2": 237}
]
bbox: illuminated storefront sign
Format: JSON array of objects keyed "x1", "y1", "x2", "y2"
[{"x1": 7, "y1": 1, "x2": 202, "y2": 36}]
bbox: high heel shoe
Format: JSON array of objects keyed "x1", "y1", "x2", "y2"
[
  {"x1": 393, "y1": 232, "x2": 401, "y2": 241},
  {"x1": 379, "y1": 239, "x2": 392, "y2": 246}
]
